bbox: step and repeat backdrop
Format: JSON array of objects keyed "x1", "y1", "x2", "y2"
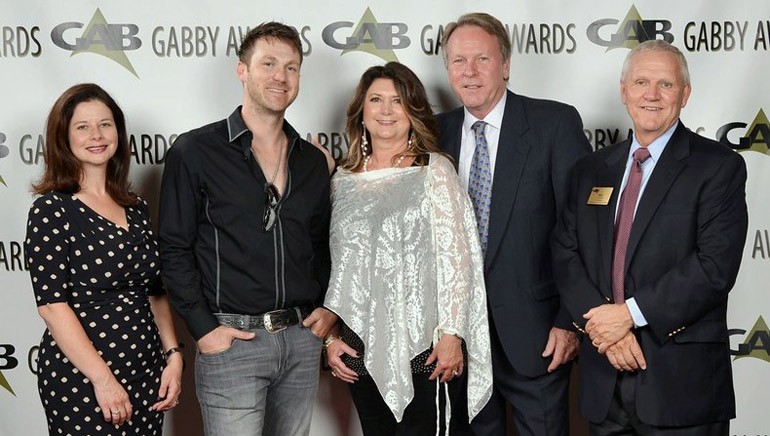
[{"x1": 1, "y1": 1, "x2": 768, "y2": 435}]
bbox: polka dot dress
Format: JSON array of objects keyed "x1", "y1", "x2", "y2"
[{"x1": 25, "y1": 192, "x2": 165, "y2": 436}]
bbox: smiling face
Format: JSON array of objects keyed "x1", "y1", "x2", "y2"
[
  {"x1": 363, "y1": 78, "x2": 411, "y2": 148},
  {"x1": 68, "y1": 100, "x2": 118, "y2": 170},
  {"x1": 444, "y1": 24, "x2": 510, "y2": 120},
  {"x1": 238, "y1": 37, "x2": 301, "y2": 116},
  {"x1": 621, "y1": 50, "x2": 691, "y2": 146}
]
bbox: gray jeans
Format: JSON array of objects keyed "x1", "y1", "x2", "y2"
[{"x1": 195, "y1": 324, "x2": 323, "y2": 436}]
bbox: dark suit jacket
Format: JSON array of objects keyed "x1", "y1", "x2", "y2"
[
  {"x1": 437, "y1": 90, "x2": 591, "y2": 377},
  {"x1": 552, "y1": 123, "x2": 747, "y2": 426}
]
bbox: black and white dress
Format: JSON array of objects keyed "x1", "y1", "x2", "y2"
[{"x1": 25, "y1": 192, "x2": 165, "y2": 436}]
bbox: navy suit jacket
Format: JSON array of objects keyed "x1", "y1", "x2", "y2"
[
  {"x1": 552, "y1": 123, "x2": 747, "y2": 425},
  {"x1": 437, "y1": 90, "x2": 591, "y2": 377}
]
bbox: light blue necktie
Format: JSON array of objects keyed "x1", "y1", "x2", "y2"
[{"x1": 469, "y1": 121, "x2": 492, "y2": 255}]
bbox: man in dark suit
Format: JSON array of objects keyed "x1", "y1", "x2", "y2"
[
  {"x1": 552, "y1": 40, "x2": 747, "y2": 435},
  {"x1": 437, "y1": 12, "x2": 592, "y2": 436}
]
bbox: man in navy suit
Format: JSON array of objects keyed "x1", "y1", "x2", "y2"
[
  {"x1": 552, "y1": 40, "x2": 747, "y2": 435},
  {"x1": 437, "y1": 12, "x2": 591, "y2": 436}
]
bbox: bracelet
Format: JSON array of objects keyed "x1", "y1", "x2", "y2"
[
  {"x1": 322, "y1": 335, "x2": 338, "y2": 350},
  {"x1": 440, "y1": 330, "x2": 462, "y2": 340},
  {"x1": 164, "y1": 347, "x2": 183, "y2": 359}
]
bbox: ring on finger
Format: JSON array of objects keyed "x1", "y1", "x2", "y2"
[
  {"x1": 111, "y1": 410, "x2": 120, "y2": 415},
  {"x1": 452, "y1": 370, "x2": 458, "y2": 376},
  {"x1": 331, "y1": 371, "x2": 337, "y2": 378}
]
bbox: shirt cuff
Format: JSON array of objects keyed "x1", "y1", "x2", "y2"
[
  {"x1": 626, "y1": 297, "x2": 648, "y2": 328},
  {"x1": 185, "y1": 307, "x2": 221, "y2": 341}
]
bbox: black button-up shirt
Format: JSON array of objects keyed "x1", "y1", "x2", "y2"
[{"x1": 159, "y1": 107, "x2": 331, "y2": 340}]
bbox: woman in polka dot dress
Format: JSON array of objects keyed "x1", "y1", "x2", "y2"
[{"x1": 24, "y1": 83, "x2": 183, "y2": 435}]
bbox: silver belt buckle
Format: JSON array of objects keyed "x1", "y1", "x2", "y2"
[{"x1": 263, "y1": 310, "x2": 287, "y2": 334}]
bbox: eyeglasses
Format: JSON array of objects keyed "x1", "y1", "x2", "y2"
[{"x1": 262, "y1": 183, "x2": 281, "y2": 232}]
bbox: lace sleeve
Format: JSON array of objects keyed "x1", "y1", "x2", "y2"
[
  {"x1": 428, "y1": 154, "x2": 487, "y2": 341},
  {"x1": 428, "y1": 153, "x2": 493, "y2": 419}
]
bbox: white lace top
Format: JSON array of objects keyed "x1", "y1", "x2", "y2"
[{"x1": 324, "y1": 152, "x2": 492, "y2": 422}]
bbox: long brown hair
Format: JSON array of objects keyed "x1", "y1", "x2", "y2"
[
  {"x1": 33, "y1": 83, "x2": 136, "y2": 206},
  {"x1": 343, "y1": 62, "x2": 441, "y2": 171}
]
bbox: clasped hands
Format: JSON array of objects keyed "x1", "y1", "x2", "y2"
[{"x1": 584, "y1": 303, "x2": 647, "y2": 372}]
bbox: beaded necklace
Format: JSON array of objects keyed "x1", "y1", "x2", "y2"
[{"x1": 362, "y1": 154, "x2": 407, "y2": 172}]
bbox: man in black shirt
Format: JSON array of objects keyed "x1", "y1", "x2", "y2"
[{"x1": 159, "y1": 22, "x2": 336, "y2": 435}]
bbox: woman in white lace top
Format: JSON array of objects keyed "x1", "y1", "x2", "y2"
[{"x1": 323, "y1": 62, "x2": 492, "y2": 435}]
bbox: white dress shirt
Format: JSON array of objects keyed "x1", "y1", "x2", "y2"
[{"x1": 457, "y1": 92, "x2": 508, "y2": 188}]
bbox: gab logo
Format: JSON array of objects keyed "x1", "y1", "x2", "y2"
[
  {"x1": 587, "y1": 5, "x2": 674, "y2": 51},
  {"x1": 0, "y1": 131, "x2": 8, "y2": 187},
  {"x1": 731, "y1": 316, "x2": 770, "y2": 364},
  {"x1": 51, "y1": 8, "x2": 141, "y2": 77},
  {"x1": 717, "y1": 109, "x2": 770, "y2": 154},
  {"x1": 321, "y1": 7, "x2": 410, "y2": 62},
  {"x1": 0, "y1": 344, "x2": 18, "y2": 396}
]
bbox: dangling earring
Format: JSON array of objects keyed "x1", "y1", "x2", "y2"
[
  {"x1": 361, "y1": 121, "x2": 369, "y2": 156},
  {"x1": 407, "y1": 132, "x2": 414, "y2": 150}
]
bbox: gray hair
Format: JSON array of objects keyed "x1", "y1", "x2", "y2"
[{"x1": 621, "y1": 40, "x2": 690, "y2": 86}]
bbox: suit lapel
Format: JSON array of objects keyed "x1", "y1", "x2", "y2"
[
  {"x1": 485, "y1": 92, "x2": 530, "y2": 269},
  {"x1": 598, "y1": 142, "x2": 630, "y2": 297},
  {"x1": 440, "y1": 108, "x2": 464, "y2": 165},
  {"x1": 624, "y1": 124, "x2": 689, "y2": 274}
]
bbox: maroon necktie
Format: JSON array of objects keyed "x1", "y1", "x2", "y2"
[{"x1": 612, "y1": 147, "x2": 651, "y2": 304}]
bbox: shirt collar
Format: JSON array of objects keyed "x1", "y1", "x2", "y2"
[
  {"x1": 462, "y1": 91, "x2": 507, "y2": 133},
  {"x1": 226, "y1": 106, "x2": 303, "y2": 159},
  {"x1": 227, "y1": 106, "x2": 249, "y2": 142},
  {"x1": 629, "y1": 120, "x2": 679, "y2": 163}
]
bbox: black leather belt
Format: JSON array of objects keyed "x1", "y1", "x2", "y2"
[{"x1": 215, "y1": 306, "x2": 312, "y2": 333}]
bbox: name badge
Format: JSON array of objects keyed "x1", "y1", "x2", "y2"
[{"x1": 587, "y1": 187, "x2": 613, "y2": 206}]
